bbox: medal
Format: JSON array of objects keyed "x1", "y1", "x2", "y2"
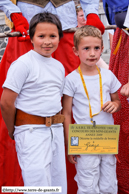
[{"x1": 78, "y1": 65, "x2": 103, "y2": 126}]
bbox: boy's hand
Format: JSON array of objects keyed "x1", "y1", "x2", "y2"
[
  {"x1": 120, "y1": 83, "x2": 129, "y2": 97},
  {"x1": 67, "y1": 155, "x2": 80, "y2": 164},
  {"x1": 0, "y1": 88, "x2": 18, "y2": 139},
  {"x1": 11, "y1": 13, "x2": 30, "y2": 42},
  {"x1": 102, "y1": 101, "x2": 119, "y2": 114}
]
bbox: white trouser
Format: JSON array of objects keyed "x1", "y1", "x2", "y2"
[
  {"x1": 14, "y1": 125, "x2": 67, "y2": 194},
  {"x1": 75, "y1": 154, "x2": 117, "y2": 194}
]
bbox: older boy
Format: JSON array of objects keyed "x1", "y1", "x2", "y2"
[{"x1": 1, "y1": 12, "x2": 66, "y2": 194}]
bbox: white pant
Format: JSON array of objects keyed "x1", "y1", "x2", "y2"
[
  {"x1": 75, "y1": 154, "x2": 117, "y2": 194},
  {"x1": 14, "y1": 125, "x2": 67, "y2": 194}
]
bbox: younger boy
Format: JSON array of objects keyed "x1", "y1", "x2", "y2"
[
  {"x1": 1, "y1": 12, "x2": 66, "y2": 193},
  {"x1": 62, "y1": 25, "x2": 121, "y2": 194}
]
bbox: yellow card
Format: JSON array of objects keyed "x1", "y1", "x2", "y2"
[{"x1": 68, "y1": 124, "x2": 120, "y2": 155}]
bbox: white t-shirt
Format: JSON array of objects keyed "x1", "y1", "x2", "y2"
[
  {"x1": 3, "y1": 50, "x2": 65, "y2": 117},
  {"x1": 63, "y1": 68, "x2": 121, "y2": 125}
]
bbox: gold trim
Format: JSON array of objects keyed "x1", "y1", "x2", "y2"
[
  {"x1": 50, "y1": 0, "x2": 72, "y2": 8},
  {"x1": 18, "y1": 0, "x2": 72, "y2": 8},
  {"x1": 18, "y1": 0, "x2": 49, "y2": 8}
]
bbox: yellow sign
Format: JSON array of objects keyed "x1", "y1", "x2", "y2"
[
  {"x1": 5, "y1": 0, "x2": 16, "y2": 29},
  {"x1": 68, "y1": 124, "x2": 120, "y2": 155}
]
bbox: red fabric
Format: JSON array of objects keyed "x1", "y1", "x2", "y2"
[
  {"x1": 0, "y1": 31, "x2": 79, "y2": 193},
  {"x1": 11, "y1": 13, "x2": 30, "y2": 41},
  {"x1": 52, "y1": 32, "x2": 80, "y2": 76},
  {"x1": 109, "y1": 28, "x2": 129, "y2": 194},
  {"x1": 0, "y1": 31, "x2": 33, "y2": 193},
  {"x1": 86, "y1": 13, "x2": 105, "y2": 35}
]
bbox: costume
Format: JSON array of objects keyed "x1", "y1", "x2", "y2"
[
  {"x1": 0, "y1": 0, "x2": 101, "y2": 80},
  {"x1": 102, "y1": 0, "x2": 128, "y2": 25},
  {"x1": 108, "y1": 5, "x2": 129, "y2": 194},
  {"x1": 100, "y1": 1, "x2": 129, "y2": 193},
  {"x1": 63, "y1": 68, "x2": 121, "y2": 193},
  {"x1": 3, "y1": 50, "x2": 67, "y2": 193},
  {"x1": 0, "y1": 1, "x2": 105, "y2": 192}
]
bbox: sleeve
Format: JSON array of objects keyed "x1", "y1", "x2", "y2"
[
  {"x1": 80, "y1": 0, "x2": 99, "y2": 17},
  {"x1": 109, "y1": 71, "x2": 122, "y2": 94},
  {"x1": 63, "y1": 75, "x2": 75, "y2": 97},
  {"x1": 0, "y1": 0, "x2": 21, "y2": 20},
  {"x1": 3, "y1": 60, "x2": 29, "y2": 94}
]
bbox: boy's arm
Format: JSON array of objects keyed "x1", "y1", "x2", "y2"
[
  {"x1": 0, "y1": 88, "x2": 18, "y2": 140},
  {"x1": 62, "y1": 94, "x2": 73, "y2": 148},
  {"x1": 62, "y1": 94, "x2": 78, "y2": 164},
  {"x1": 102, "y1": 91, "x2": 121, "y2": 114},
  {"x1": 96, "y1": 57, "x2": 109, "y2": 70}
]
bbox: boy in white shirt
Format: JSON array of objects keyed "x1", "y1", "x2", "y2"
[
  {"x1": 62, "y1": 25, "x2": 121, "y2": 194},
  {"x1": 1, "y1": 12, "x2": 66, "y2": 194}
]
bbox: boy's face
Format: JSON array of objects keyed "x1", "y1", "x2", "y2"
[
  {"x1": 31, "y1": 22, "x2": 60, "y2": 57},
  {"x1": 73, "y1": 36, "x2": 103, "y2": 68}
]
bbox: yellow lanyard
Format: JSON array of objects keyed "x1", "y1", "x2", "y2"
[{"x1": 78, "y1": 65, "x2": 103, "y2": 123}]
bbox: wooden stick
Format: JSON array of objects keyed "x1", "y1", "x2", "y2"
[
  {"x1": 0, "y1": 31, "x2": 22, "y2": 38},
  {"x1": 64, "y1": 25, "x2": 117, "y2": 32},
  {"x1": 0, "y1": 25, "x2": 117, "y2": 38}
]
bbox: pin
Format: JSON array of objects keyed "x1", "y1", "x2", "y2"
[
  {"x1": 93, "y1": 121, "x2": 96, "y2": 127},
  {"x1": 91, "y1": 118, "x2": 96, "y2": 127}
]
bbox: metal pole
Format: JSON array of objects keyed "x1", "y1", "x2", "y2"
[{"x1": 0, "y1": 25, "x2": 117, "y2": 38}]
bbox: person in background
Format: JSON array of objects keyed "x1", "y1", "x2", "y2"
[
  {"x1": 76, "y1": 4, "x2": 86, "y2": 27},
  {"x1": 102, "y1": 0, "x2": 115, "y2": 50},
  {"x1": 75, "y1": 3, "x2": 109, "y2": 69},
  {"x1": 108, "y1": 30, "x2": 114, "y2": 49},
  {"x1": 0, "y1": 0, "x2": 105, "y2": 193}
]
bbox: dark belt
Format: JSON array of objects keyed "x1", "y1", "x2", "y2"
[{"x1": 15, "y1": 109, "x2": 65, "y2": 127}]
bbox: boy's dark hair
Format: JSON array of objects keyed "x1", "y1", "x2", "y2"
[{"x1": 29, "y1": 12, "x2": 63, "y2": 40}]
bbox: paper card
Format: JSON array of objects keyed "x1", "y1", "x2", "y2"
[{"x1": 68, "y1": 124, "x2": 120, "y2": 155}]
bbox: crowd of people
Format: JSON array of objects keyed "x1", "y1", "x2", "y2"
[{"x1": 0, "y1": 0, "x2": 129, "y2": 194}]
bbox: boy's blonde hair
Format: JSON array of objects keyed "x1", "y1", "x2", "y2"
[{"x1": 74, "y1": 25, "x2": 103, "y2": 49}]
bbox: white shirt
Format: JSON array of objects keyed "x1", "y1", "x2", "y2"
[
  {"x1": 3, "y1": 50, "x2": 65, "y2": 117},
  {"x1": 63, "y1": 68, "x2": 121, "y2": 125}
]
